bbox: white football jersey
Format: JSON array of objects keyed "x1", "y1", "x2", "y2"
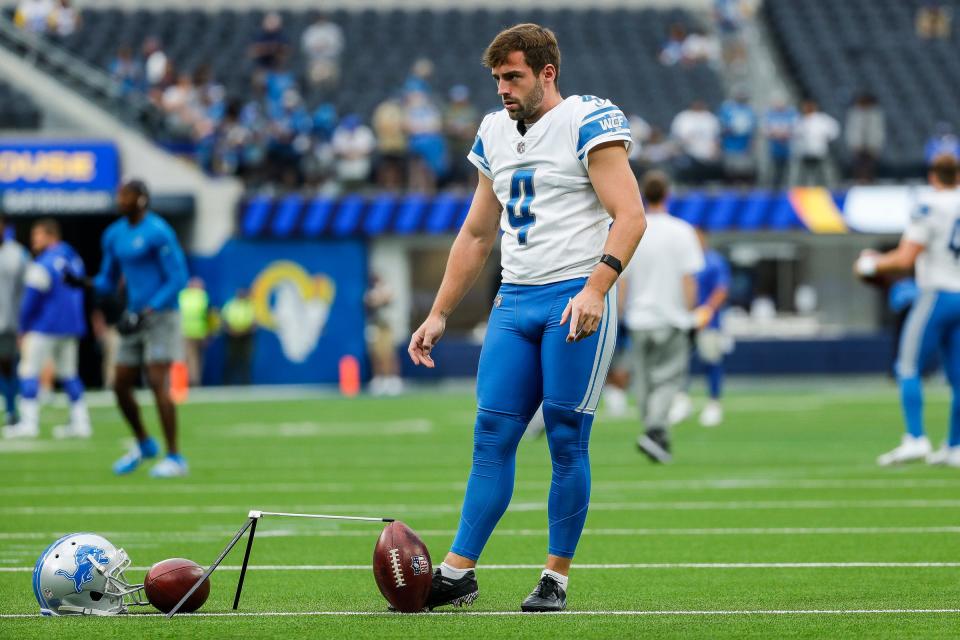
[
  {"x1": 904, "y1": 187, "x2": 960, "y2": 292},
  {"x1": 468, "y1": 95, "x2": 632, "y2": 285}
]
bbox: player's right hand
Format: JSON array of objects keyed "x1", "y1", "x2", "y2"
[{"x1": 408, "y1": 313, "x2": 446, "y2": 368}]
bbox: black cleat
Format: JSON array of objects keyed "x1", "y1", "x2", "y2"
[
  {"x1": 521, "y1": 574, "x2": 567, "y2": 612},
  {"x1": 426, "y1": 568, "x2": 479, "y2": 610},
  {"x1": 637, "y1": 428, "x2": 672, "y2": 463}
]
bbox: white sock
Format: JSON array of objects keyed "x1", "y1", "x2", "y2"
[
  {"x1": 542, "y1": 569, "x2": 568, "y2": 591},
  {"x1": 439, "y1": 562, "x2": 473, "y2": 579},
  {"x1": 70, "y1": 400, "x2": 91, "y2": 432},
  {"x1": 19, "y1": 399, "x2": 39, "y2": 430}
]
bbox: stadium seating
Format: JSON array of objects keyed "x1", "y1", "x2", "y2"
[
  {"x1": 0, "y1": 80, "x2": 41, "y2": 129},
  {"x1": 38, "y1": 7, "x2": 723, "y2": 131},
  {"x1": 765, "y1": 0, "x2": 960, "y2": 177}
]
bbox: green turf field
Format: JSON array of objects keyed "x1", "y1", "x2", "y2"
[{"x1": 1, "y1": 380, "x2": 959, "y2": 638}]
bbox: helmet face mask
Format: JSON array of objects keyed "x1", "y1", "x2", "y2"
[{"x1": 34, "y1": 533, "x2": 146, "y2": 616}]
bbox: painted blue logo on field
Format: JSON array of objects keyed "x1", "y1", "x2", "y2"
[{"x1": 54, "y1": 545, "x2": 109, "y2": 593}]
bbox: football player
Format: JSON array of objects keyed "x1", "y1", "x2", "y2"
[
  {"x1": 3, "y1": 219, "x2": 90, "y2": 440},
  {"x1": 856, "y1": 154, "x2": 960, "y2": 466},
  {"x1": 408, "y1": 24, "x2": 646, "y2": 611}
]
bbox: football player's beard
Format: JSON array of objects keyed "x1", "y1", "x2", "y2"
[{"x1": 507, "y1": 79, "x2": 544, "y2": 122}]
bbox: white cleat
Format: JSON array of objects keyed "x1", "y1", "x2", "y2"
[
  {"x1": 926, "y1": 444, "x2": 960, "y2": 467},
  {"x1": 699, "y1": 400, "x2": 723, "y2": 428},
  {"x1": 2, "y1": 423, "x2": 39, "y2": 439},
  {"x1": 667, "y1": 392, "x2": 693, "y2": 426},
  {"x1": 52, "y1": 423, "x2": 92, "y2": 440},
  {"x1": 149, "y1": 455, "x2": 189, "y2": 478},
  {"x1": 603, "y1": 386, "x2": 629, "y2": 418},
  {"x1": 877, "y1": 435, "x2": 932, "y2": 467}
]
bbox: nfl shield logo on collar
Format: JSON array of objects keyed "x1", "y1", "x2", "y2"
[{"x1": 516, "y1": 141, "x2": 525, "y2": 154}]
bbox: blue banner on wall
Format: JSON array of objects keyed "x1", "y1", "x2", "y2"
[
  {"x1": 198, "y1": 239, "x2": 367, "y2": 385},
  {"x1": 0, "y1": 140, "x2": 120, "y2": 214}
]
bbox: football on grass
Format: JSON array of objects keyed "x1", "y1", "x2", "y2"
[
  {"x1": 373, "y1": 521, "x2": 432, "y2": 612},
  {"x1": 144, "y1": 558, "x2": 210, "y2": 613}
]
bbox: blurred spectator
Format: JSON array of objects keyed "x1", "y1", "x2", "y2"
[
  {"x1": 670, "y1": 100, "x2": 721, "y2": 182},
  {"x1": 365, "y1": 275, "x2": 403, "y2": 396},
  {"x1": 717, "y1": 88, "x2": 757, "y2": 184},
  {"x1": 14, "y1": 0, "x2": 53, "y2": 35},
  {"x1": 761, "y1": 95, "x2": 797, "y2": 188},
  {"x1": 626, "y1": 113, "x2": 653, "y2": 173},
  {"x1": 48, "y1": 0, "x2": 80, "y2": 40},
  {"x1": 924, "y1": 122, "x2": 960, "y2": 164},
  {"x1": 682, "y1": 27, "x2": 720, "y2": 66},
  {"x1": 635, "y1": 126, "x2": 677, "y2": 175},
  {"x1": 142, "y1": 37, "x2": 168, "y2": 88},
  {"x1": 332, "y1": 114, "x2": 376, "y2": 191},
  {"x1": 443, "y1": 85, "x2": 480, "y2": 187},
  {"x1": 714, "y1": 0, "x2": 748, "y2": 68},
  {"x1": 845, "y1": 92, "x2": 885, "y2": 184},
  {"x1": 110, "y1": 46, "x2": 143, "y2": 97},
  {"x1": 302, "y1": 14, "x2": 344, "y2": 89},
  {"x1": 161, "y1": 72, "x2": 201, "y2": 139},
  {"x1": 404, "y1": 58, "x2": 435, "y2": 94},
  {"x1": 372, "y1": 96, "x2": 408, "y2": 190},
  {"x1": 221, "y1": 289, "x2": 256, "y2": 386},
  {"x1": 793, "y1": 99, "x2": 840, "y2": 186},
  {"x1": 405, "y1": 90, "x2": 447, "y2": 193},
  {"x1": 179, "y1": 278, "x2": 212, "y2": 387},
  {"x1": 265, "y1": 89, "x2": 312, "y2": 186},
  {"x1": 249, "y1": 12, "x2": 289, "y2": 70},
  {"x1": 916, "y1": 2, "x2": 952, "y2": 39},
  {"x1": 209, "y1": 100, "x2": 255, "y2": 178},
  {"x1": 659, "y1": 23, "x2": 688, "y2": 66}
]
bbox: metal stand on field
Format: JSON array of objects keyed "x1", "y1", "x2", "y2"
[{"x1": 166, "y1": 510, "x2": 394, "y2": 618}]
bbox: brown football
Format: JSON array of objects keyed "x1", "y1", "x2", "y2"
[
  {"x1": 372, "y1": 521, "x2": 432, "y2": 612},
  {"x1": 144, "y1": 558, "x2": 210, "y2": 613}
]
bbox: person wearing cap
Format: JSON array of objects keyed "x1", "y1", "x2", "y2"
[{"x1": 91, "y1": 179, "x2": 190, "y2": 478}]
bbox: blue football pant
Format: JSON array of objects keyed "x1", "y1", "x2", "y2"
[
  {"x1": 450, "y1": 278, "x2": 617, "y2": 561},
  {"x1": 896, "y1": 290, "x2": 960, "y2": 446}
]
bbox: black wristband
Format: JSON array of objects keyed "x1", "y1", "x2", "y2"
[{"x1": 599, "y1": 254, "x2": 623, "y2": 275}]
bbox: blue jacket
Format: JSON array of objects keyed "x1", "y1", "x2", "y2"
[{"x1": 19, "y1": 242, "x2": 87, "y2": 337}]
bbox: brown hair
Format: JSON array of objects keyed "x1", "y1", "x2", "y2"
[
  {"x1": 641, "y1": 170, "x2": 670, "y2": 205},
  {"x1": 34, "y1": 218, "x2": 61, "y2": 239},
  {"x1": 930, "y1": 153, "x2": 958, "y2": 187},
  {"x1": 482, "y1": 23, "x2": 561, "y2": 78}
]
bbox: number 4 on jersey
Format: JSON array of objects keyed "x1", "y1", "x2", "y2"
[
  {"x1": 506, "y1": 169, "x2": 536, "y2": 245},
  {"x1": 949, "y1": 219, "x2": 960, "y2": 260}
]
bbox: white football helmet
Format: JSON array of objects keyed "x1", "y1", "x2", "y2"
[{"x1": 33, "y1": 533, "x2": 146, "y2": 616}]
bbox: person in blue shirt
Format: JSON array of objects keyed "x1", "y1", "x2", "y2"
[
  {"x1": 762, "y1": 95, "x2": 797, "y2": 189},
  {"x1": 3, "y1": 219, "x2": 89, "y2": 440},
  {"x1": 717, "y1": 89, "x2": 757, "y2": 184},
  {"x1": 692, "y1": 230, "x2": 731, "y2": 427},
  {"x1": 92, "y1": 180, "x2": 190, "y2": 478}
]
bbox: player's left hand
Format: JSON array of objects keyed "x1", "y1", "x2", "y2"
[
  {"x1": 693, "y1": 305, "x2": 714, "y2": 329},
  {"x1": 562, "y1": 286, "x2": 605, "y2": 342}
]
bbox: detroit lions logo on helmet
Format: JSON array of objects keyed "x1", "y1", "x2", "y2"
[{"x1": 54, "y1": 545, "x2": 109, "y2": 593}]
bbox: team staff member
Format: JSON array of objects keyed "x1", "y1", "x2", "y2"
[{"x1": 92, "y1": 180, "x2": 190, "y2": 477}]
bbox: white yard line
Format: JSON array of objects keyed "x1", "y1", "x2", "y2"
[
  {"x1": 1, "y1": 608, "x2": 959, "y2": 619},
  {"x1": 5, "y1": 562, "x2": 960, "y2": 573},
  {"x1": 7, "y1": 498, "x2": 960, "y2": 516},
  {"x1": 3, "y1": 477, "x2": 959, "y2": 496},
  {"x1": 4, "y1": 525, "x2": 960, "y2": 542}
]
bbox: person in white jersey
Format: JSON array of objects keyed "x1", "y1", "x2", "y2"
[
  {"x1": 856, "y1": 154, "x2": 960, "y2": 466},
  {"x1": 621, "y1": 171, "x2": 705, "y2": 463},
  {"x1": 407, "y1": 24, "x2": 647, "y2": 612}
]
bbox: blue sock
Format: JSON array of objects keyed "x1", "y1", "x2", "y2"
[
  {"x1": 706, "y1": 364, "x2": 723, "y2": 400},
  {"x1": 450, "y1": 408, "x2": 527, "y2": 561},
  {"x1": 542, "y1": 402, "x2": 593, "y2": 559},
  {"x1": 139, "y1": 437, "x2": 160, "y2": 458},
  {"x1": 898, "y1": 376, "x2": 925, "y2": 438},
  {"x1": 0, "y1": 375, "x2": 16, "y2": 418},
  {"x1": 62, "y1": 377, "x2": 84, "y2": 403},
  {"x1": 949, "y1": 393, "x2": 960, "y2": 448}
]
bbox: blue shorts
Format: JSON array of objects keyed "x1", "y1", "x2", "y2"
[{"x1": 476, "y1": 277, "x2": 617, "y2": 418}]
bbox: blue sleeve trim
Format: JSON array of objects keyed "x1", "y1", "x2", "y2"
[
  {"x1": 581, "y1": 105, "x2": 619, "y2": 123},
  {"x1": 577, "y1": 111, "x2": 629, "y2": 153}
]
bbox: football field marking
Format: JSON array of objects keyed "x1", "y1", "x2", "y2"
[
  {"x1": 4, "y1": 525, "x2": 960, "y2": 541},
  {"x1": 8, "y1": 498, "x2": 960, "y2": 516},
  {"x1": 5, "y1": 561, "x2": 960, "y2": 573},
  {"x1": 1, "y1": 608, "x2": 959, "y2": 619}
]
